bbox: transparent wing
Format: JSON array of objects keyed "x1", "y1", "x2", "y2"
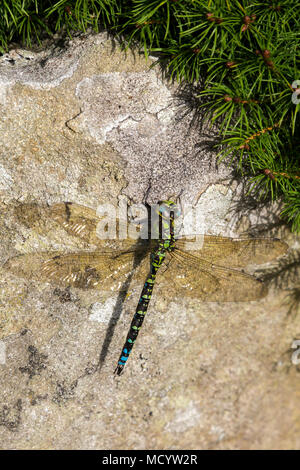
[
  {"x1": 48, "y1": 202, "x2": 102, "y2": 245},
  {"x1": 14, "y1": 201, "x2": 144, "y2": 251},
  {"x1": 3, "y1": 250, "x2": 149, "y2": 291},
  {"x1": 156, "y1": 248, "x2": 267, "y2": 302},
  {"x1": 175, "y1": 235, "x2": 288, "y2": 267}
]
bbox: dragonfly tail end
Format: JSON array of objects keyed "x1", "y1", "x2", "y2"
[{"x1": 114, "y1": 364, "x2": 125, "y2": 376}]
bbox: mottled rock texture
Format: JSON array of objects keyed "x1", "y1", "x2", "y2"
[{"x1": 0, "y1": 32, "x2": 299, "y2": 450}]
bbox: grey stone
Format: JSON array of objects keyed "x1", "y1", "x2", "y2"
[{"x1": 0, "y1": 32, "x2": 299, "y2": 450}]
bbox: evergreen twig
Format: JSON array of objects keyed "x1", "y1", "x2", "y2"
[{"x1": 0, "y1": 1, "x2": 299, "y2": 231}]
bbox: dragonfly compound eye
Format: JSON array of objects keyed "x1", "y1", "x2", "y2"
[{"x1": 158, "y1": 200, "x2": 180, "y2": 219}]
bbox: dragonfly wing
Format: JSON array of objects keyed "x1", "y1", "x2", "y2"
[
  {"x1": 175, "y1": 235, "x2": 288, "y2": 267},
  {"x1": 3, "y1": 250, "x2": 148, "y2": 291},
  {"x1": 14, "y1": 202, "x2": 145, "y2": 251},
  {"x1": 49, "y1": 202, "x2": 102, "y2": 245},
  {"x1": 158, "y1": 248, "x2": 267, "y2": 302}
]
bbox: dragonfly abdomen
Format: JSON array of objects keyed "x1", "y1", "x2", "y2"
[{"x1": 114, "y1": 242, "x2": 168, "y2": 375}]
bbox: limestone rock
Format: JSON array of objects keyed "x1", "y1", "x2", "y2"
[{"x1": 0, "y1": 32, "x2": 299, "y2": 450}]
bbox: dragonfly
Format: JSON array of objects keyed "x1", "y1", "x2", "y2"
[{"x1": 2, "y1": 200, "x2": 288, "y2": 375}]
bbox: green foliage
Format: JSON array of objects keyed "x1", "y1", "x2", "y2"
[
  {"x1": 0, "y1": 1, "x2": 118, "y2": 50},
  {"x1": 0, "y1": 0, "x2": 299, "y2": 231}
]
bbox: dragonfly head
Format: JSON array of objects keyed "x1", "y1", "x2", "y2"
[{"x1": 157, "y1": 200, "x2": 181, "y2": 220}]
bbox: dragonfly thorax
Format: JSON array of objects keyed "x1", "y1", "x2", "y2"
[{"x1": 154, "y1": 200, "x2": 178, "y2": 247}]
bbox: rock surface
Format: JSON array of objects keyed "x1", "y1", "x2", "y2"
[{"x1": 0, "y1": 32, "x2": 299, "y2": 450}]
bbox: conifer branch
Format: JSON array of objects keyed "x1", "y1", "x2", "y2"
[{"x1": 0, "y1": 0, "x2": 299, "y2": 231}]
